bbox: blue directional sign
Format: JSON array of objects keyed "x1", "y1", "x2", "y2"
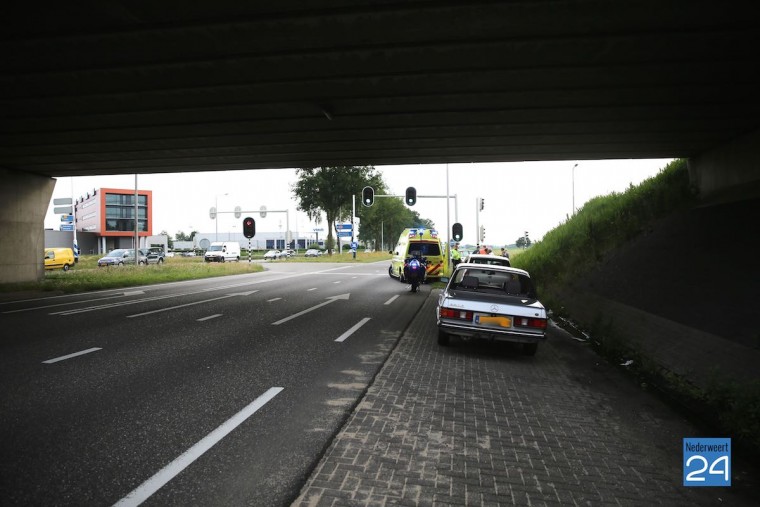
[
  {"x1": 60, "y1": 224, "x2": 74, "y2": 231},
  {"x1": 336, "y1": 222, "x2": 353, "y2": 238}
]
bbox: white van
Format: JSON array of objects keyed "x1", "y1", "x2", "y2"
[{"x1": 204, "y1": 241, "x2": 241, "y2": 262}]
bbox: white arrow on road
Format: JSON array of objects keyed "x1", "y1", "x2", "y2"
[{"x1": 271, "y1": 293, "x2": 350, "y2": 326}]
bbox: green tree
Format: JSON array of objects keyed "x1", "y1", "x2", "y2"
[
  {"x1": 175, "y1": 230, "x2": 198, "y2": 242},
  {"x1": 516, "y1": 236, "x2": 532, "y2": 249},
  {"x1": 292, "y1": 166, "x2": 380, "y2": 254}
]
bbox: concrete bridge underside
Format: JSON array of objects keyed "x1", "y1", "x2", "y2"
[{"x1": 1, "y1": 1, "x2": 759, "y2": 283}]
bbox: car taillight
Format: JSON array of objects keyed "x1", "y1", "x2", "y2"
[
  {"x1": 513, "y1": 317, "x2": 547, "y2": 330},
  {"x1": 440, "y1": 308, "x2": 473, "y2": 321}
]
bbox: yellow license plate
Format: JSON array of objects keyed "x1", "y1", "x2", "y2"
[{"x1": 475, "y1": 315, "x2": 511, "y2": 328}]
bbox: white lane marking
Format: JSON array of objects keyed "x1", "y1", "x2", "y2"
[
  {"x1": 335, "y1": 317, "x2": 371, "y2": 342},
  {"x1": 384, "y1": 295, "x2": 399, "y2": 305},
  {"x1": 127, "y1": 291, "x2": 258, "y2": 318},
  {"x1": 4, "y1": 291, "x2": 145, "y2": 314},
  {"x1": 333, "y1": 281, "x2": 341, "y2": 284},
  {"x1": 197, "y1": 314, "x2": 222, "y2": 322},
  {"x1": 114, "y1": 387, "x2": 283, "y2": 507},
  {"x1": 272, "y1": 293, "x2": 350, "y2": 326},
  {"x1": 267, "y1": 298, "x2": 282, "y2": 302},
  {"x1": 307, "y1": 288, "x2": 317, "y2": 291},
  {"x1": 51, "y1": 282, "x2": 264, "y2": 316},
  {"x1": 43, "y1": 347, "x2": 102, "y2": 364}
]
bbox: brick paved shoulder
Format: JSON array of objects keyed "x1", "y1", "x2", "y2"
[{"x1": 293, "y1": 291, "x2": 754, "y2": 506}]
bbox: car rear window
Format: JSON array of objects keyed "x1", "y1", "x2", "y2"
[{"x1": 450, "y1": 268, "x2": 536, "y2": 298}]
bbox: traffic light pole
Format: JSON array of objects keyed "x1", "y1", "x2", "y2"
[{"x1": 216, "y1": 208, "x2": 290, "y2": 248}]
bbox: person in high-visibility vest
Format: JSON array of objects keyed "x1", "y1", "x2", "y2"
[{"x1": 451, "y1": 243, "x2": 462, "y2": 268}]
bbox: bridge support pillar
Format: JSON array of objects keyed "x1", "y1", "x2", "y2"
[
  {"x1": 0, "y1": 169, "x2": 56, "y2": 284},
  {"x1": 689, "y1": 128, "x2": 760, "y2": 203}
]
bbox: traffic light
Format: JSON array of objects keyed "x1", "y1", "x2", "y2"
[
  {"x1": 405, "y1": 186, "x2": 417, "y2": 206},
  {"x1": 480, "y1": 198, "x2": 485, "y2": 211},
  {"x1": 480, "y1": 225, "x2": 486, "y2": 242},
  {"x1": 452, "y1": 223, "x2": 463, "y2": 242},
  {"x1": 362, "y1": 186, "x2": 374, "y2": 206},
  {"x1": 243, "y1": 217, "x2": 256, "y2": 238}
]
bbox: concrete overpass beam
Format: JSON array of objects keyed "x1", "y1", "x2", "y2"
[
  {"x1": 0, "y1": 169, "x2": 56, "y2": 284},
  {"x1": 689, "y1": 128, "x2": 760, "y2": 203}
]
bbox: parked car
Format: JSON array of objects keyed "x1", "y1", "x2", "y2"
[
  {"x1": 436, "y1": 263, "x2": 547, "y2": 355},
  {"x1": 181, "y1": 251, "x2": 196, "y2": 257},
  {"x1": 283, "y1": 249, "x2": 296, "y2": 257},
  {"x1": 97, "y1": 248, "x2": 147, "y2": 267},
  {"x1": 141, "y1": 248, "x2": 165, "y2": 265},
  {"x1": 263, "y1": 249, "x2": 282, "y2": 260},
  {"x1": 44, "y1": 247, "x2": 75, "y2": 271},
  {"x1": 304, "y1": 249, "x2": 322, "y2": 257},
  {"x1": 204, "y1": 241, "x2": 241, "y2": 262},
  {"x1": 462, "y1": 253, "x2": 511, "y2": 267}
]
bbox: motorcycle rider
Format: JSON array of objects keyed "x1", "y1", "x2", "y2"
[{"x1": 403, "y1": 250, "x2": 427, "y2": 292}]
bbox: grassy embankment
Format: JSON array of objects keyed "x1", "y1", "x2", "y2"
[{"x1": 512, "y1": 158, "x2": 760, "y2": 456}]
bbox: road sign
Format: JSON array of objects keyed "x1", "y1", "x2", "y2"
[
  {"x1": 209, "y1": 207, "x2": 217, "y2": 219},
  {"x1": 337, "y1": 231, "x2": 352, "y2": 238},
  {"x1": 60, "y1": 214, "x2": 73, "y2": 223},
  {"x1": 53, "y1": 198, "x2": 72, "y2": 205},
  {"x1": 54, "y1": 206, "x2": 72, "y2": 214},
  {"x1": 60, "y1": 224, "x2": 74, "y2": 231},
  {"x1": 336, "y1": 223, "x2": 352, "y2": 230}
]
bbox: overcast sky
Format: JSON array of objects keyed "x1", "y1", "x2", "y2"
[{"x1": 45, "y1": 159, "x2": 673, "y2": 247}]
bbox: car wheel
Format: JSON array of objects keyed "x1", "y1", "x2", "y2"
[
  {"x1": 437, "y1": 330, "x2": 450, "y2": 346},
  {"x1": 62, "y1": 264, "x2": 70, "y2": 272},
  {"x1": 117, "y1": 261, "x2": 123, "y2": 266},
  {"x1": 399, "y1": 267, "x2": 406, "y2": 283},
  {"x1": 220, "y1": 257, "x2": 225, "y2": 263},
  {"x1": 139, "y1": 260, "x2": 146, "y2": 265},
  {"x1": 522, "y1": 343, "x2": 538, "y2": 356},
  {"x1": 157, "y1": 258, "x2": 163, "y2": 264},
  {"x1": 388, "y1": 265, "x2": 394, "y2": 278}
]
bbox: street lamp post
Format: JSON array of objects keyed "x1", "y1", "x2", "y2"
[
  {"x1": 215, "y1": 193, "x2": 228, "y2": 241},
  {"x1": 571, "y1": 163, "x2": 579, "y2": 215}
]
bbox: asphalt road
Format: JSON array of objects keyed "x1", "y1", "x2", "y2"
[{"x1": 0, "y1": 261, "x2": 423, "y2": 506}]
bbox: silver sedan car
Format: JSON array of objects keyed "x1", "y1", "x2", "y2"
[{"x1": 436, "y1": 263, "x2": 547, "y2": 355}]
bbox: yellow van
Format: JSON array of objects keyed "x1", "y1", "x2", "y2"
[
  {"x1": 44, "y1": 248, "x2": 75, "y2": 271},
  {"x1": 389, "y1": 228, "x2": 448, "y2": 281}
]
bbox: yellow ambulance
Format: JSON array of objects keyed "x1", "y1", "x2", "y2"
[{"x1": 389, "y1": 228, "x2": 449, "y2": 282}]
